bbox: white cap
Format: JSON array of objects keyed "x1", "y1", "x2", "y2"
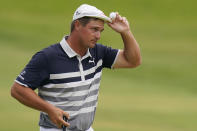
[{"x1": 73, "y1": 4, "x2": 111, "y2": 22}]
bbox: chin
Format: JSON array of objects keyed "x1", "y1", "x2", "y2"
[
  {"x1": 91, "y1": 44, "x2": 97, "y2": 48},
  {"x1": 88, "y1": 43, "x2": 96, "y2": 48}
]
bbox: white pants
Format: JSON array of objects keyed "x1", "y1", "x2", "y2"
[{"x1": 40, "y1": 126, "x2": 94, "y2": 131}]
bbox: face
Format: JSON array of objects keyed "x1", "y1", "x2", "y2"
[{"x1": 77, "y1": 19, "x2": 104, "y2": 48}]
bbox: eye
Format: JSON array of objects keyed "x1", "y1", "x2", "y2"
[
  {"x1": 91, "y1": 27, "x2": 98, "y2": 32},
  {"x1": 90, "y1": 27, "x2": 104, "y2": 33}
]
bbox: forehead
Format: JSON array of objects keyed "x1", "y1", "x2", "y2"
[{"x1": 86, "y1": 19, "x2": 104, "y2": 28}]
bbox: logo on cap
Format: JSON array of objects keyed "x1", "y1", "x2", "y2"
[{"x1": 76, "y1": 11, "x2": 80, "y2": 15}]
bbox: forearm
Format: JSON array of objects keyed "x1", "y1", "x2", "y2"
[
  {"x1": 11, "y1": 82, "x2": 70, "y2": 128},
  {"x1": 11, "y1": 82, "x2": 54, "y2": 113},
  {"x1": 121, "y1": 30, "x2": 141, "y2": 67}
]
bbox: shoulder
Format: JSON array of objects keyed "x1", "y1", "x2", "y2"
[
  {"x1": 39, "y1": 43, "x2": 65, "y2": 59},
  {"x1": 90, "y1": 43, "x2": 108, "y2": 54},
  {"x1": 89, "y1": 43, "x2": 106, "y2": 59},
  {"x1": 29, "y1": 43, "x2": 62, "y2": 64},
  {"x1": 90, "y1": 43, "x2": 117, "y2": 56},
  {"x1": 41, "y1": 43, "x2": 61, "y2": 55},
  {"x1": 94, "y1": 43, "x2": 107, "y2": 50}
]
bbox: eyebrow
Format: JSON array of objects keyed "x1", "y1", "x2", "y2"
[{"x1": 90, "y1": 25, "x2": 104, "y2": 32}]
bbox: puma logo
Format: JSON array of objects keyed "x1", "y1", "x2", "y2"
[{"x1": 89, "y1": 58, "x2": 95, "y2": 64}]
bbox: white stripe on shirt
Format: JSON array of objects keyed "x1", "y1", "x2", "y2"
[
  {"x1": 39, "y1": 83, "x2": 100, "y2": 97},
  {"x1": 44, "y1": 71, "x2": 102, "y2": 89},
  {"x1": 50, "y1": 59, "x2": 103, "y2": 80}
]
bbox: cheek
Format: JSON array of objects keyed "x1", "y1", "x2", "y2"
[
  {"x1": 82, "y1": 29, "x2": 91, "y2": 35},
  {"x1": 81, "y1": 29, "x2": 93, "y2": 40}
]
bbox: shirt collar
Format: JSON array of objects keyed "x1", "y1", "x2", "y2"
[{"x1": 60, "y1": 36, "x2": 92, "y2": 59}]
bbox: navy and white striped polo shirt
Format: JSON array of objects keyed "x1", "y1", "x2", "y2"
[{"x1": 15, "y1": 36, "x2": 119, "y2": 131}]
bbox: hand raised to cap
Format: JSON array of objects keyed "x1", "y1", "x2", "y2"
[{"x1": 108, "y1": 12, "x2": 131, "y2": 34}]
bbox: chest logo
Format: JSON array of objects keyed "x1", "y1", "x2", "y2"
[{"x1": 89, "y1": 58, "x2": 95, "y2": 64}]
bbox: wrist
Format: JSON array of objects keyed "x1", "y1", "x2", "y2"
[
  {"x1": 43, "y1": 103, "x2": 56, "y2": 114},
  {"x1": 120, "y1": 29, "x2": 132, "y2": 36}
]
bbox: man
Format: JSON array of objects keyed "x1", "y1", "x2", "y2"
[{"x1": 11, "y1": 4, "x2": 141, "y2": 131}]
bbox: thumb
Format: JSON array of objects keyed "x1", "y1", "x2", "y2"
[
  {"x1": 63, "y1": 111, "x2": 70, "y2": 119},
  {"x1": 107, "y1": 22, "x2": 114, "y2": 29}
]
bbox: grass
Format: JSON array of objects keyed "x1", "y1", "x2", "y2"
[{"x1": 0, "y1": 0, "x2": 197, "y2": 130}]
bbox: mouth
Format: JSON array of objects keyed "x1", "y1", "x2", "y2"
[{"x1": 91, "y1": 40, "x2": 97, "y2": 44}]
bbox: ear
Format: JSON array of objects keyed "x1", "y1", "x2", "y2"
[{"x1": 74, "y1": 20, "x2": 81, "y2": 31}]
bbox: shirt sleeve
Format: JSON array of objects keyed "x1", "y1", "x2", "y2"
[
  {"x1": 96, "y1": 44, "x2": 119, "y2": 69},
  {"x1": 15, "y1": 51, "x2": 49, "y2": 90}
]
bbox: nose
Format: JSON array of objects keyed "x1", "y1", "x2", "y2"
[{"x1": 95, "y1": 31, "x2": 101, "y2": 40}]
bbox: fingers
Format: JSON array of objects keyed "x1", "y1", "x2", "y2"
[
  {"x1": 48, "y1": 107, "x2": 70, "y2": 129},
  {"x1": 53, "y1": 119, "x2": 63, "y2": 129},
  {"x1": 110, "y1": 12, "x2": 127, "y2": 24},
  {"x1": 60, "y1": 118, "x2": 70, "y2": 128},
  {"x1": 110, "y1": 12, "x2": 118, "y2": 23},
  {"x1": 58, "y1": 111, "x2": 70, "y2": 128},
  {"x1": 55, "y1": 115, "x2": 70, "y2": 128},
  {"x1": 107, "y1": 12, "x2": 130, "y2": 33},
  {"x1": 116, "y1": 12, "x2": 123, "y2": 21},
  {"x1": 63, "y1": 111, "x2": 70, "y2": 119},
  {"x1": 57, "y1": 122, "x2": 63, "y2": 129}
]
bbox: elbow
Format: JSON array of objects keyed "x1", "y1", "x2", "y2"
[
  {"x1": 135, "y1": 60, "x2": 142, "y2": 67},
  {"x1": 124, "y1": 51, "x2": 142, "y2": 68},
  {"x1": 136, "y1": 58, "x2": 142, "y2": 66},
  {"x1": 10, "y1": 83, "x2": 21, "y2": 99},
  {"x1": 10, "y1": 85, "x2": 17, "y2": 98},
  {"x1": 129, "y1": 57, "x2": 142, "y2": 68}
]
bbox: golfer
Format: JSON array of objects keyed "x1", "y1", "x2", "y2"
[{"x1": 11, "y1": 4, "x2": 141, "y2": 131}]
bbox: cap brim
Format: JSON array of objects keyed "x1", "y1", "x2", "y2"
[
  {"x1": 81, "y1": 14, "x2": 112, "y2": 23},
  {"x1": 93, "y1": 15, "x2": 112, "y2": 23}
]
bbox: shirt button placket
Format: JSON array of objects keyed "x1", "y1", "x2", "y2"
[{"x1": 77, "y1": 56, "x2": 85, "y2": 81}]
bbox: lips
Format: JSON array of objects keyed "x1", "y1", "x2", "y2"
[{"x1": 91, "y1": 39, "x2": 97, "y2": 44}]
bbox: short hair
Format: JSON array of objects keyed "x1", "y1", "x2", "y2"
[{"x1": 70, "y1": 17, "x2": 100, "y2": 32}]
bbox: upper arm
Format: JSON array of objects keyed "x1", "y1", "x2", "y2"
[
  {"x1": 113, "y1": 50, "x2": 139, "y2": 68},
  {"x1": 11, "y1": 82, "x2": 34, "y2": 99},
  {"x1": 16, "y1": 51, "x2": 49, "y2": 90}
]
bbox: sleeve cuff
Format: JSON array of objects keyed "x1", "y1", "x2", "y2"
[
  {"x1": 15, "y1": 80, "x2": 29, "y2": 88},
  {"x1": 111, "y1": 49, "x2": 120, "y2": 69}
]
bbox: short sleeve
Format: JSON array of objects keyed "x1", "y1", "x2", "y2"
[
  {"x1": 15, "y1": 51, "x2": 49, "y2": 90},
  {"x1": 96, "y1": 44, "x2": 119, "y2": 68}
]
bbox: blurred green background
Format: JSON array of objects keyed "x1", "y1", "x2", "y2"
[{"x1": 0, "y1": 0, "x2": 197, "y2": 130}]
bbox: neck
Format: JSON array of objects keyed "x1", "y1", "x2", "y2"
[{"x1": 67, "y1": 34, "x2": 88, "y2": 57}]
